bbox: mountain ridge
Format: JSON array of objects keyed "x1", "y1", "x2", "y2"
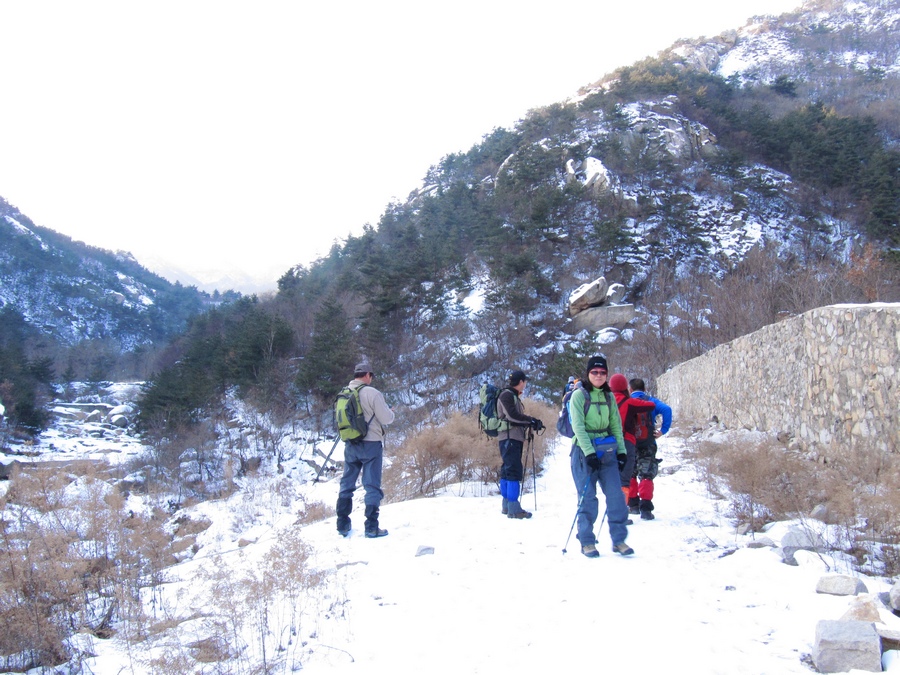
[{"x1": 0, "y1": 196, "x2": 214, "y2": 351}]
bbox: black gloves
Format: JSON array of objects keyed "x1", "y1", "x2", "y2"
[
  {"x1": 617, "y1": 453, "x2": 627, "y2": 471},
  {"x1": 530, "y1": 418, "x2": 545, "y2": 431},
  {"x1": 585, "y1": 453, "x2": 601, "y2": 473}
]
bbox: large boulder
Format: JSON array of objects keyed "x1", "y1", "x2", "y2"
[
  {"x1": 781, "y1": 525, "x2": 826, "y2": 551},
  {"x1": 840, "y1": 596, "x2": 882, "y2": 622},
  {"x1": 570, "y1": 304, "x2": 636, "y2": 333},
  {"x1": 816, "y1": 575, "x2": 869, "y2": 597},
  {"x1": 568, "y1": 278, "x2": 609, "y2": 316},
  {"x1": 890, "y1": 581, "x2": 900, "y2": 611},
  {"x1": 565, "y1": 158, "x2": 612, "y2": 194}
]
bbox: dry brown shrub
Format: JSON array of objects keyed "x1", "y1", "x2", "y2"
[
  {"x1": 832, "y1": 445, "x2": 900, "y2": 575},
  {"x1": 689, "y1": 438, "x2": 818, "y2": 530},
  {"x1": 0, "y1": 470, "x2": 93, "y2": 668},
  {"x1": 192, "y1": 527, "x2": 326, "y2": 671},
  {"x1": 0, "y1": 464, "x2": 179, "y2": 666},
  {"x1": 146, "y1": 647, "x2": 196, "y2": 674},
  {"x1": 689, "y1": 433, "x2": 900, "y2": 575},
  {"x1": 385, "y1": 398, "x2": 555, "y2": 501},
  {"x1": 187, "y1": 635, "x2": 232, "y2": 663},
  {"x1": 294, "y1": 496, "x2": 333, "y2": 525}
]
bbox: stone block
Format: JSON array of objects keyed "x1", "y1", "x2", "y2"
[
  {"x1": 816, "y1": 575, "x2": 869, "y2": 596},
  {"x1": 781, "y1": 526, "x2": 826, "y2": 552},
  {"x1": 813, "y1": 620, "x2": 882, "y2": 673},
  {"x1": 840, "y1": 596, "x2": 882, "y2": 622},
  {"x1": 606, "y1": 283, "x2": 626, "y2": 304},
  {"x1": 569, "y1": 304, "x2": 636, "y2": 333}
]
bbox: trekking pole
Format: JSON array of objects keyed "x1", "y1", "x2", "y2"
[
  {"x1": 529, "y1": 432, "x2": 537, "y2": 511},
  {"x1": 313, "y1": 435, "x2": 341, "y2": 482},
  {"x1": 520, "y1": 441, "x2": 529, "y2": 510},
  {"x1": 598, "y1": 507, "x2": 608, "y2": 535},
  {"x1": 562, "y1": 476, "x2": 592, "y2": 554}
]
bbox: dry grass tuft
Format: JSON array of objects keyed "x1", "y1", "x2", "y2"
[
  {"x1": 0, "y1": 464, "x2": 177, "y2": 668},
  {"x1": 385, "y1": 398, "x2": 556, "y2": 501},
  {"x1": 295, "y1": 496, "x2": 333, "y2": 525},
  {"x1": 687, "y1": 432, "x2": 900, "y2": 575}
]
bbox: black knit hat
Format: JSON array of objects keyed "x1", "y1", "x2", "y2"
[
  {"x1": 508, "y1": 369, "x2": 529, "y2": 386},
  {"x1": 586, "y1": 355, "x2": 608, "y2": 372}
]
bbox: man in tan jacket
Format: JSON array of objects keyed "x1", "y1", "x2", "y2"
[{"x1": 336, "y1": 362, "x2": 394, "y2": 538}]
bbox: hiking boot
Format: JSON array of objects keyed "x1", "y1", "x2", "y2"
[
  {"x1": 612, "y1": 542, "x2": 635, "y2": 556},
  {"x1": 507, "y1": 500, "x2": 532, "y2": 519},
  {"x1": 628, "y1": 497, "x2": 640, "y2": 515},
  {"x1": 501, "y1": 497, "x2": 509, "y2": 515},
  {"x1": 364, "y1": 504, "x2": 383, "y2": 534},
  {"x1": 625, "y1": 518, "x2": 634, "y2": 525},
  {"x1": 336, "y1": 497, "x2": 352, "y2": 536},
  {"x1": 581, "y1": 544, "x2": 600, "y2": 558},
  {"x1": 365, "y1": 528, "x2": 389, "y2": 538},
  {"x1": 640, "y1": 499, "x2": 654, "y2": 521}
]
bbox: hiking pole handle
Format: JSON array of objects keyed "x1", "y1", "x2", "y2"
[{"x1": 314, "y1": 435, "x2": 341, "y2": 482}]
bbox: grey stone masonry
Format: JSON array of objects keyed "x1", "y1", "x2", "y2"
[{"x1": 658, "y1": 304, "x2": 899, "y2": 460}]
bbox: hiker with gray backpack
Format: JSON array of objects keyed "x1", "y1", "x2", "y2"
[{"x1": 334, "y1": 362, "x2": 394, "y2": 538}]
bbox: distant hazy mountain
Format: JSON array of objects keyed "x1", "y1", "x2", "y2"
[{"x1": 139, "y1": 254, "x2": 279, "y2": 295}]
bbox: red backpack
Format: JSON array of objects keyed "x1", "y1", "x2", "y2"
[
  {"x1": 615, "y1": 395, "x2": 656, "y2": 444},
  {"x1": 632, "y1": 408, "x2": 653, "y2": 443}
]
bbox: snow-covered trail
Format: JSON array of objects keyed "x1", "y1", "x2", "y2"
[
  {"x1": 77, "y1": 432, "x2": 896, "y2": 674},
  {"x1": 289, "y1": 434, "x2": 877, "y2": 674}
]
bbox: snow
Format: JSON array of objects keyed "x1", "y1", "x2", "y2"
[
  {"x1": 461, "y1": 286, "x2": 485, "y2": 314},
  {"x1": 23, "y1": 428, "x2": 898, "y2": 674},
  {"x1": 4, "y1": 214, "x2": 48, "y2": 250}
]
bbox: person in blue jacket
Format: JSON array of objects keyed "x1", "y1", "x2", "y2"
[
  {"x1": 569, "y1": 355, "x2": 633, "y2": 558},
  {"x1": 627, "y1": 377, "x2": 673, "y2": 520}
]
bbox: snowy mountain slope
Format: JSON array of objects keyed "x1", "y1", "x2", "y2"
[
  {"x1": 0, "y1": 199, "x2": 211, "y2": 349},
  {"x1": 659, "y1": 0, "x2": 900, "y2": 145},
  {"x1": 713, "y1": 0, "x2": 900, "y2": 83}
]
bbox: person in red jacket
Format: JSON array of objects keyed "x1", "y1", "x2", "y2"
[{"x1": 609, "y1": 374, "x2": 657, "y2": 516}]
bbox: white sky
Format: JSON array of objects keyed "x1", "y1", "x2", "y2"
[{"x1": 0, "y1": 0, "x2": 802, "y2": 290}]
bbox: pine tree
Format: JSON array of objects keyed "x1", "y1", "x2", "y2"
[{"x1": 296, "y1": 298, "x2": 358, "y2": 400}]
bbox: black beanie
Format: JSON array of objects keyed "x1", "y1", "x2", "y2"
[{"x1": 586, "y1": 355, "x2": 608, "y2": 372}]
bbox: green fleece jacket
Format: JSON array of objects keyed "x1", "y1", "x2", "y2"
[{"x1": 569, "y1": 385, "x2": 626, "y2": 457}]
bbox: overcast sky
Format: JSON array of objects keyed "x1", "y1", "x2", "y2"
[{"x1": 0, "y1": 0, "x2": 801, "y2": 291}]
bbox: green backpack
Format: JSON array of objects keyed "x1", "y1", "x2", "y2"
[
  {"x1": 478, "y1": 383, "x2": 510, "y2": 438},
  {"x1": 335, "y1": 384, "x2": 373, "y2": 442}
]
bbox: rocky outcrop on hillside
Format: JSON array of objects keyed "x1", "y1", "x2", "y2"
[
  {"x1": 663, "y1": 0, "x2": 900, "y2": 142},
  {"x1": 566, "y1": 276, "x2": 636, "y2": 333}
]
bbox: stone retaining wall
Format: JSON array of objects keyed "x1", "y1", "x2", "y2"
[{"x1": 657, "y1": 304, "x2": 899, "y2": 459}]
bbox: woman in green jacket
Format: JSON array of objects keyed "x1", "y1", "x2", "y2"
[{"x1": 568, "y1": 355, "x2": 634, "y2": 558}]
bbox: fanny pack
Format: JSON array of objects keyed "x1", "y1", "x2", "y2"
[{"x1": 592, "y1": 435, "x2": 617, "y2": 452}]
